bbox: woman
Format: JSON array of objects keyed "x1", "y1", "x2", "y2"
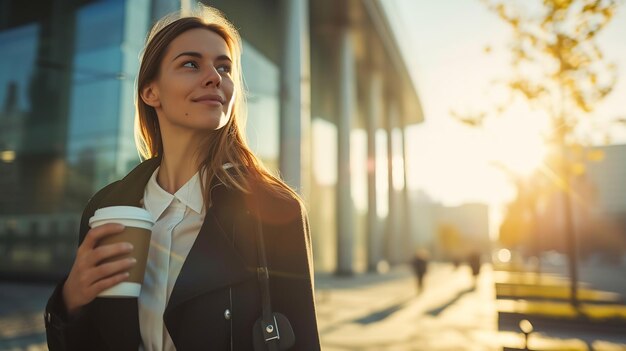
[{"x1": 44, "y1": 5, "x2": 320, "y2": 350}]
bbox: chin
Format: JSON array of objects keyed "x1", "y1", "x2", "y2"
[{"x1": 192, "y1": 113, "x2": 229, "y2": 131}]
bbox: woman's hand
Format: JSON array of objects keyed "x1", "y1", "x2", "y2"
[{"x1": 62, "y1": 223, "x2": 136, "y2": 316}]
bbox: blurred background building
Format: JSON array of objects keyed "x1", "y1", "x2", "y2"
[
  {"x1": 0, "y1": 0, "x2": 431, "y2": 280},
  {"x1": 565, "y1": 144, "x2": 626, "y2": 262},
  {"x1": 411, "y1": 189, "x2": 490, "y2": 261},
  {"x1": 584, "y1": 144, "x2": 626, "y2": 227},
  {"x1": 499, "y1": 143, "x2": 626, "y2": 264}
]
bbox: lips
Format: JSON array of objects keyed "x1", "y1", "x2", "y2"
[{"x1": 192, "y1": 94, "x2": 225, "y2": 105}]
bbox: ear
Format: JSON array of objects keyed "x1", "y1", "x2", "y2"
[{"x1": 141, "y1": 82, "x2": 161, "y2": 108}]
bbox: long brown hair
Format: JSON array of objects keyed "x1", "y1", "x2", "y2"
[{"x1": 134, "y1": 5, "x2": 300, "y2": 207}]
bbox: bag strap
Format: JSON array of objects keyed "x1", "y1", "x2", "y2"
[{"x1": 253, "y1": 195, "x2": 281, "y2": 351}]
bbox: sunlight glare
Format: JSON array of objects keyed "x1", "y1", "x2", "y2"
[
  {"x1": 497, "y1": 248, "x2": 512, "y2": 263},
  {"x1": 487, "y1": 107, "x2": 548, "y2": 177}
]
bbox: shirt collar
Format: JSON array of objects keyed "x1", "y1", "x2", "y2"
[
  {"x1": 143, "y1": 166, "x2": 205, "y2": 221},
  {"x1": 174, "y1": 169, "x2": 204, "y2": 215}
]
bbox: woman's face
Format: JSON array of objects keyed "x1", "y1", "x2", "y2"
[{"x1": 142, "y1": 28, "x2": 235, "y2": 133}]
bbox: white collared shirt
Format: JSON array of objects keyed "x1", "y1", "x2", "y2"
[{"x1": 138, "y1": 166, "x2": 205, "y2": 351}]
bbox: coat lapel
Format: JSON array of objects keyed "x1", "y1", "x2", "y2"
[{"x1": 164, "y1": 199, "x2": 254, "y2": 317}]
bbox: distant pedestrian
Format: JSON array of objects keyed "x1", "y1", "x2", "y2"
[
  {"x1": 411, "y1": 249, "x2": 429, "y2": 294},
  {"x1": 452, "y1": 256, "x2": 461, "y2": 269},
  {"x1": 468, "y1": 251, "x2": 481, "y2": 288}
]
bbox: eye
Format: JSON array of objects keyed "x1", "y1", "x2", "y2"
[
  {"x1": 216, "y1": 64, "x2": 232, "y2": 74},
  {"x1": 182, "y1": 61, "x2": 199, "y2": 69}
]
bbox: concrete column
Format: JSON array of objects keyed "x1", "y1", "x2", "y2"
[
  {"x1": 336, "y1": 24, "x2": 355, "y2": 275},
  {"x1": 400, "y1": 118, "x2": 412, "y2": 263},
  {"x1": 366, "y1": 72, "x2": 383, "y2": 272},
  {"x1": 279, "y1": 0, "x2": 310, "y2": 194},
  {"x1": 384, "y1": 101, "x2": 396, "y2": 263}
]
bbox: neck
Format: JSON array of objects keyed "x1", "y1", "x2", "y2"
[{"x1": 157, "y1": 124, "x2": 207, "y2": 195}]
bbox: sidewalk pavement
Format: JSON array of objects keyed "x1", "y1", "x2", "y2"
[
  {"x1": 315, "y1": 264, "x2": 626, "y2": 351},
  {"x1": 315, "y1": 262, "x2": 504, "y2": 351},
  {"x1": 0, "y1": 263, "x2": 560, "y2": 351},
  {"x1": 3, "y1": 265, "x2": 472, "y2": 351},
  {"x1": 2, "y1": 263, "x2": 626, "y2": 350},
  {"x1": 0, "y1": 282, "x2": 50, "y2": 351}
]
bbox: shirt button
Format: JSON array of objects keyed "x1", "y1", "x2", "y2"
[{"x1": 224, "y1": 309, "x2": 232, "y2": 320}]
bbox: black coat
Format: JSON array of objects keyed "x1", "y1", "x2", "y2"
[{"x1": 44, "y1": 157, "x2": 320, "y2": 350}]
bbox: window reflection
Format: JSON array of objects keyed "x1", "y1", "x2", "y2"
[
  {"x1": 242, "y1": 41, "x2": 280, "y2": 173},
  {"x1": 0, "y1": 0, "x2": 129, "y2": 278}
]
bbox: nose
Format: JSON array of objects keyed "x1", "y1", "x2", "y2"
[{"x1": 203, "y1": 66, "x2": 222, "y2": 87}]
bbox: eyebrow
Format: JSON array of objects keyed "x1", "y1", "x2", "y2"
[{"x1": 172, "y1": 51, "x2": 232, "y2": 62}]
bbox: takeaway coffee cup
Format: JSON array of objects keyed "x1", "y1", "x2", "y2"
[{"x1": 89, "y1": 206, "x2": 154, "y2": 297}]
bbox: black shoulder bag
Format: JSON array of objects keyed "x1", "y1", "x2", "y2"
[{"x1": 252, "y1": 202, "x2": 296, "y2": 351}]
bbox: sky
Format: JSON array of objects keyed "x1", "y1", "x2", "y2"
[{"x1": 382, "y1": 0, "x2": 626, "y2": 236}]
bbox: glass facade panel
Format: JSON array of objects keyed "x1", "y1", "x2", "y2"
[
  {"x1": 0, "y1": 23, "x2": 38, "y2": 219},
  {"x1": 67, "y1": 0, "x2": 126, "y2": 205},
  {"x1": 241, "y1": 41, "x2": 280, "y2": 173},
  {"x1": 0, "y1": 0, "x2": 143, "y2": 279}
]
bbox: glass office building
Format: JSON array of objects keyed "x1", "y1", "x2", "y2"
[
  {"x1": 1, "y1": 0, "x2": 424, "y2": 279},
  {"x1": 0, "y1": 0, "x2": 281, "y2": 279}
]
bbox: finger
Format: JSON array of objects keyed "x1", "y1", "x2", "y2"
[
  {"x1": 87, "y1": 272, "x2": 130, "y2": 297},
  {"x1": 86, "y1": 257, "x2": 136, "y2": 286},
  {"x1": 87, "y1": 242, "x2": 134, "y2": 267},
  {"x1": 81, "y1": 223, "x2": 126, "y2": 251}
]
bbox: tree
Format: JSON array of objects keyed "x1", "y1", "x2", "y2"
[{"x1": 458, "y1": 0, "x2": 621, "y2": 307}]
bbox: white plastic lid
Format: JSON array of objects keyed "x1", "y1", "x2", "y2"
[{"x1": 89, "y1": 206, "x2": 154, "y2": 228}]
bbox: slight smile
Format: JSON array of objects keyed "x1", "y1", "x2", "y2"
[{"x1": 191, "y1": 94, "x2": 224, "y2": 106}]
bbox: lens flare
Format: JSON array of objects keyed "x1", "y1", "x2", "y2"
[{"x1": 497, "y1": 248, "x2": 511, "y2": 263}]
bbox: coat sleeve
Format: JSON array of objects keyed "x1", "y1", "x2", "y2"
[
  {"x1": 260, "y1": 193, "x2": 321, "y2": 350},
  {"x1": 44, "y1": 181, "x2": 119, "y2": 350}
]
